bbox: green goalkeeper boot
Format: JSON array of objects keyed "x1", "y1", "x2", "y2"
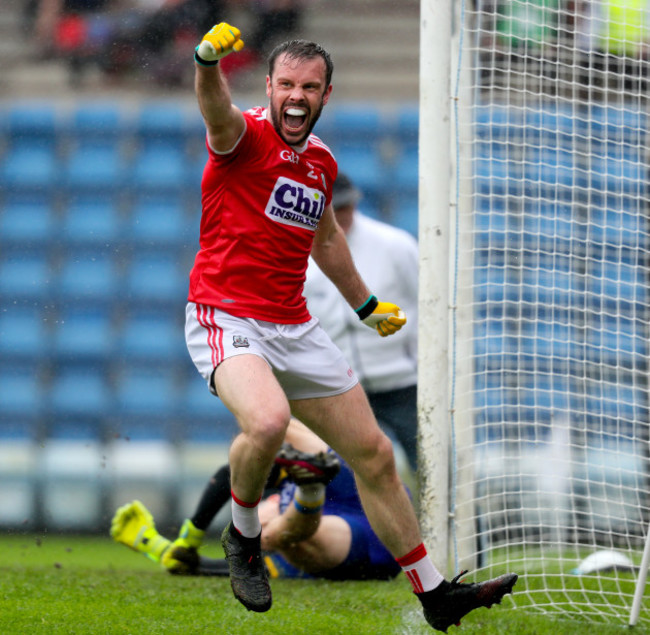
[{"x1": 160, "y1": 518, "x2": 205, "y2": 574}]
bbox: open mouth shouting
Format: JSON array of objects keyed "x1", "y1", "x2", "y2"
[{"x1": 282, "y1": 105, "x2": 309, "y2": 141}]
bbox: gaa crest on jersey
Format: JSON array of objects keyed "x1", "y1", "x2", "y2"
[
  {"x1": 232, "y1": 334, "x2": 250, "y2": 348},
  {"x1": 264, "y1": 176, "x2": 326, "y2": 231}
]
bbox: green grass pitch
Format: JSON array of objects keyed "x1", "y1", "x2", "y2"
[{"x1": 0, "y1": 533, "x2": 636, "y2": 634}]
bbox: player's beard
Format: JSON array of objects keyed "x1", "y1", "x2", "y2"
[{"x1": 270, "y1": 98, "x2": 325, "y2": 146}]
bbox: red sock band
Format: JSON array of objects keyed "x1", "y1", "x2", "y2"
[
  {"x1": 396, "y1": 543, "x2": 428, "y2": 567},
  {"x1": 230, "y1": 489, "x2": 261, "y2": 508},
  {"x1": 396, "y1": 543, "x2": 444, "y2": 593}
]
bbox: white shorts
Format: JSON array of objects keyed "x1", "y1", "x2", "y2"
[{"x1": 185, "y1": 303, "x2": 358, "y2": 400}]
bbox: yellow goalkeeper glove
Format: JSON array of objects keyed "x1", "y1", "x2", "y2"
[
  {"x1": 110, "y1": 500, "x2": 171, "y2": 561},
  {"x1": 355, "y1": 295, "x2": 407, "y2": 337},
  {"x1": 195, "y1": 22, "x2": 245, "y2": 66}
]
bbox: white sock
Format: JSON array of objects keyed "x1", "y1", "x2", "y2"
[
  {"x1": 397, "y1": 543, "x2": 445, "y2": 593},
  {"x1": 230, "y1": 490, "x2": 262, "y2": 538}
]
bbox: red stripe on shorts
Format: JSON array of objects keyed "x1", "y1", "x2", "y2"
[{"x1": 197, "y1": 304, "x2": 224, "y2": 367}]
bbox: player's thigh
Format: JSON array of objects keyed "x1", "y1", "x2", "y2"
[
  {"x1": 214, "y1": 354, "x2": 291, "y2": 434},
  {"x1": 290, "y1": 383, "x2": 390, "y2": 464},
  {"x1": 277, "y1": 515, "x2": 352, "y2": 573}
]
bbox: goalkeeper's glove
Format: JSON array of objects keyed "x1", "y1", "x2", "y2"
[
  {"x1": 195, "y1": 22, "x2": 245, "y2": 66},
  {"x1": 355, "y1": 295, "x2": 407, "y2": 337},
  {"x1": 110, "y1": 500, "x2": 171, "y2": 561}
]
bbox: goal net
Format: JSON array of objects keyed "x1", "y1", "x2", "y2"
[{"x1": 450, "y1": 0, "x2": 650, "y2": 626}]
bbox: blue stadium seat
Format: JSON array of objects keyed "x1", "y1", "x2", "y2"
[
  {"x1": 1, "y1": 146, "x2": 58, "y2": 193},
  {"x1": 52, "y1": 310, "x2": 115, "y2": 360},
  {"x1": 125, "y1": 254, "x2": 187, "y2": 306},
  {"x1": 395, "y1": 105, "x2": 419, "y2": 152},
  {"x1": 186, "y1": 110, "x2": 208, "y2": 144},
  {"x1": 588, "y1": 207, "x2": 644, "y2": 247},
  {"x1": 587, "y1": 261, "x2": 642, "y2": 311},
  {"x1": 0, "y1": 306, "x2": 49, "y2": 361},
  {"x1": 475, "y1": 111, "x2": 524, "y2": 159},
  {"x1": 316, "y1": 105, "x2": 383, "y2": 150},
  {"x1": 473, "y1": 319, "x2": 513, "y2": 358},
  {"x1": 520, "y1": 267, "x2": 573, "y2": 308},
  {"x1": 474, "y1": 384, "x2": 511, "y2": 434},
  {"x1": 582, "y1": 105, "x2": 647, "y2": 144},
  {"x1": 47, "y1": 421, "x2": 104, "y2": 442},
  {"x1": 184, "y1": 154, "x2": 208, "y2": 193},
  {"x1": 474, "y1": 204, "x2": 514, "y2": 249},
  {"x1": 593, "y1": 242, "x2": 643, "y2": 268},
  {"x1": 524, "y1": 104, "x2": 576, "y2": 147},
  {"x1": 595, "y1": 184, "x2": 645, "y2": 212},
  {"x1": 117, "y1": 313, "x2": 186, "y2": 362},
  {"x1": 181, "y1": 377, "x2": 238, "y2": 442},
  {"x1": 49, "y1": 369, "x2": 112, "y2": 418},
  {"x1": 127, "y1": 196, "x2": 191, "y2": 250},
  {"x1": 326, "y1": 105, "x2": 383, "y2": 143},
  {"x1": 522, "y1": 202, "x2": 574, "y2": 243},
  {"x1": 113, "y1": 419, "x2": 172, "y2": 442},
  {"x1": 586, "y1": 156, "x2": 646, "y2": 196},
  {"x1": 114, "y1": 366, "x2": 179, "y2": 418},
  {"x1": 605, "y1": 138, "x2": 644, "y2": 161},
  {"x1": 68, "y1": 103, "x2": 124, "y2": 145},
  {"x1": 474, "y1": 156, "x2": 523, "y2": 198},
  {"x1": 475, "y1": 194, "x2": 508, "y2": 215},
  {"x1": 475, "y1": 104, "x2": 524, "y2": 144},
  {"x1": 335, "y1": 146, "x2": 387, "y2": 197},
  {"x1": 63, "y1": 146, "x2": 126, "y2": 193},
  {"x1": 523, "y1": 148, "x2": 575, "y2": 186},
  {"x1": 474, "y1": 265, "x2": 520, "y2": 305},
  {"x1": 0, "y1": 366, "x2": 44, "y2": 419},
  {"x1": 516, "y1": 389, "x2": 556, "y2": 430},
  {"x1": 519, "y1": 320, "x2": 572, "y2": 359},
  {"x1": 0, "y1": 199, "x2": 55, "y2": 248},
  {"x1": 393, "y1": 146, "x2": 419, "y2": 193},
  {"x1": 390, "y1": 195, "x2": 418, "y2": 237},
  {"x1": 4, "y1": 104, "x2": 58, "y2": 149},
  {"x1": 57, "y1": 254, "x2": 120, "y2": 307},
  {"x1": 0, "y1": 419, "x2": 38, "y2": 441},
  {"x1": 585, "y1": 326, "x2": 646, "y2": 366},
  {"x1": 60, "y1": 198, "x2": 122, "y2": 247},
  {"x1": 135, "y1": 103, "x2": 188, "y2": 151},
  {"x1": 0, "y1": 254, "x2": 52, "y2": 302},
  {"x1": 585, "y1": 384, "x2": 646, "y2": 431},
  {"x1": 128, "y1": 146, "x2": 188, "y2": 193}
]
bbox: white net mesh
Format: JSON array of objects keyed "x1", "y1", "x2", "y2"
[{"x1": 453, "y1": 0, "x2": 650, "y2": 625}]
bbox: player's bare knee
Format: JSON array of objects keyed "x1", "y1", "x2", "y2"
[
  {"x1": 245, "y1": 411, "x2": 289, "y2": 453},
  {"x1": 356, "y1": 433, "x2": 398, "y2": 487}
]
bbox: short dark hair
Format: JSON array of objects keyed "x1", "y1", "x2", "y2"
[
  {"x1": 267, "y1": 40, "x2": 334, "y2": 88},
  {"x1": 332, "y1": 172, "x2": 361, "y2": 209}
]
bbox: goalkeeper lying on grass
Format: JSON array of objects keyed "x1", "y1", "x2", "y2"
[{"x1": 111, "y1": 419, "x2": 401, "y2": 581}]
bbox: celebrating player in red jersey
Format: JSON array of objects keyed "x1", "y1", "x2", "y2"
[
  {"x1": 186, "y1": 22, "x2": 517, "y2": 631},
  {"x1": 189, "y1": 102, "x2": 335, "y2": 323}
]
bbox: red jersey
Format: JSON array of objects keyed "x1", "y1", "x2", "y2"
[{"x1": 188, "y1": 107, "x2": 338, "y2": 323}]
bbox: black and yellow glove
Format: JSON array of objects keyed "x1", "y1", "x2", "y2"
[{"x1": 355, "y1": 295, "x2": 407, "y2": 337}]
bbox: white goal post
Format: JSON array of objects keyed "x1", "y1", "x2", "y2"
[{"x1": 419, "y1": 0, "x2": 650, "y2": 627}]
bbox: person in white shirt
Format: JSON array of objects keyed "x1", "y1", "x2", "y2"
[{"x1": 304, "y1": 172, "x2": 419, "y2": 471}]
